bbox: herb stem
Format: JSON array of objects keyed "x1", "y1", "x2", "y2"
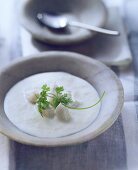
[
  {"x1": 47, "y1": 95, "x2": 54, "y2": 98},
  {"x1": 47, "y1": 93, "x2": 56, "y2": 97},
  {"x1": 63, "y1": 91, "x2": 105, "y2": 110}
]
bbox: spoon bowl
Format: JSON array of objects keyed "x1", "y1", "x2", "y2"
[{"x1": 37, "y1": 13, "x2": 68, "y2": 29}]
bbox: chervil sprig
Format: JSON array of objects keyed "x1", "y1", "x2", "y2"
[
  {"x1": 35, "y1": 84, "x2": 105, "y2": 116},
  {"x1": 55, "y1": 86, "x2": 64, "y2": 95},
  {"x1": 36, "y1": 84, "x2": 73, "y2": 114},
  {"x1": 50, "y1": 86, "x2": 73, "y2": 108},
  {"x1": 36, "y1": 84, "x2": 50, "y2": 116}
]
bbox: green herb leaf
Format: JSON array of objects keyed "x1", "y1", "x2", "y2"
[
  {"x1": 50, "y1": 96, "x2": 60, "y2": 108},
  {"x1": 60, "y1": 93, "x2": 73, "y2": 105},
  {"x1": 42, "y1": 84, "x2": 50, "y2": 92},
  {"x1": 55, "y1": 86, "x2": 64, "y2": 95},
  {"x1": 36, "y1": 84, "x2": 50, "y2": 113}
]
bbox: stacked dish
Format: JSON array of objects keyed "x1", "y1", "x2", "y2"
[{"x1": 20, "y1": 0, "x2": 107, "y2": 44}]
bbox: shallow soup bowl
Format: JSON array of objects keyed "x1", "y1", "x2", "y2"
[{"x1": 0, "y1": 51, "x2": 124, "y2": 146}]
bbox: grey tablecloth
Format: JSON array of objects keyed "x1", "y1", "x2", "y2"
[
  {"x1": 14, "y1": 116, "x2": 126, "y2": 170},
  {"x1": 0, "y1": 1, "x2": 138, "y2": 170}
]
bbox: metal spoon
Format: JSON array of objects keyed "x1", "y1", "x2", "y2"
[{"x1": 37, "y1": 12, "x2": 120, "y2": 36}]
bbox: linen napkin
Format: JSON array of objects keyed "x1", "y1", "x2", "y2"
[{"x1": 0, "y1": 1, "x2": 137, "y2": 170}]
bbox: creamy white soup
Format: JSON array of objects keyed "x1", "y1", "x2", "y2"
[{"x1": 4, "y1": 72, "x2": 101, "y2": 138}]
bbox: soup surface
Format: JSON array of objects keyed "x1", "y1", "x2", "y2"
[{"x1": 4, "y1": 72, "x2": 101, "y2": 138}]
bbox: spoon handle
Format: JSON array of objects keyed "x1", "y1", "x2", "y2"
[{"x1": 69, "y1": 21, "x2": 120, "y2": 36}]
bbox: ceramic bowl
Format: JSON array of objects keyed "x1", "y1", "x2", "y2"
[
  {"x1": 20, "y1": 0, "x2": 107, "y2": 45},
  {"x1": 0, "y1": 51, "x2": 124, "y2": 146}
]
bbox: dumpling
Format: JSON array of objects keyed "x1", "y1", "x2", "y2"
[
  {"x1": 55, "y1": 103, "x2": 72, "y2": 122},
  {"x1": 42, "y1": 107, "x2": 55, "y2": 118},
  {"x1": 27, "y1": 92, "x2": 39, "y2": 104}
]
